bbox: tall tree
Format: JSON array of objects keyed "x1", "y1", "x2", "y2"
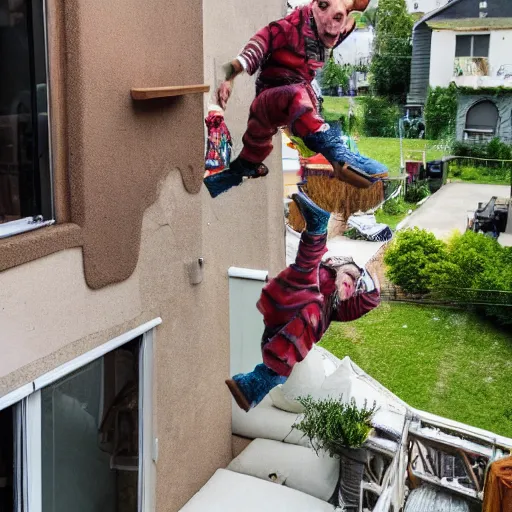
[{"x1": 370, "y1": 0, "x2": 414, "y2": 102}]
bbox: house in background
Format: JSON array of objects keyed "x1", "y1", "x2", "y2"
[
  {"x1": 407, "y1": 0, "x2": 450, "y2": 17},
  {"x1": 407, "y1": 0, "x2": 512, "y2": 142}
]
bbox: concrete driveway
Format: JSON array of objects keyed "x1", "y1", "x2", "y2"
[{"x1": 401, "y1": 182, "x2": 511, "y2": 241}]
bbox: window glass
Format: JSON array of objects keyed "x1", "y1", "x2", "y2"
[
  {"x1": 0, "y1": 0, "x2": 51, "y2": 225},
  {"x1": 41, "y1": 338, "x2": 141, "y2": 512}
]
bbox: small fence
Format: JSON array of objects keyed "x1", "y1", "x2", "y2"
[{"x1": 380, "y1": 283, "x2": 512, "y2": 309}]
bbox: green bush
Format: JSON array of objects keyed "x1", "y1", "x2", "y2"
[
  {"x1": 383, "y1": 197, "x2": 408, "y2": 215},
  {"x1": 384, "y1": 228, "x2": 448, "y2": 294},
  {"x1": 405, "y1": 181, "x2": 430, "y2": 203},
  {"x1": 293, "y1": 396, "x2": 377, "y2": 454},
  {"x1": 424, "y1": 85, "x2": 458, "y2": 140},
  {"x1": 360, "y1": 96, "x2": 400, "y2": 137},
  {"x1": 448, "y1": 164, "x2": 511, "y2": 184},
  {"x1": 451, "y1": 138, "x2": 512, "y2": 161},
  {"x1": 385, "y1": 229, "x2": 512, "y2": 324}
]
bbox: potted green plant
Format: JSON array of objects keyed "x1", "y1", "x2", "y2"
[{"x1": 293, "y1": 395, "x2": 377, "y2": 510}]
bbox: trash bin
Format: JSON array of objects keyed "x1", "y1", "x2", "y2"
[{"x1": 426, "y1": 160, "x2": 443, "y2": 178}]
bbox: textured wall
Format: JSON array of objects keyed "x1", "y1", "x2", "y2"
[
  {"x1": 0, "y1": 1, "x2": 284, "y2": 511},
  {"x1": 62, "y1": 0, "x2": 205, "y2": 289}
]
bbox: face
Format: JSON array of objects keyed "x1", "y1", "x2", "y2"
[
  {"x1": 312, "y1": 0, "x2": 348, "y2": 48},
  {"x1": 335, "y1": 263, "x2": 361, "y2": 301}
]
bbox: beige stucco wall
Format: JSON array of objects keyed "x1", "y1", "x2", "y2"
[{"x1": 0, "y1": 1, "x2": 284, "y2": 511}]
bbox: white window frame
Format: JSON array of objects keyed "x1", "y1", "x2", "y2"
[{"x1": 0, "y1": 317, "x2": 161, "y2": 512}]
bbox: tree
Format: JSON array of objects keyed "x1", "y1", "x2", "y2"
[
  {"x1": 320, "y1": 57, "x2": 350, "y2": 94},
  {"x1": 360, "y1": 6, "x2": 377, "y2": 28},
  {"x1": 370, "y1": 0, "x2": 414, "y2": 101}
]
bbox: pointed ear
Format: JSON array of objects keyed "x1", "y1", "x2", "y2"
[
  {"x1": 339, "y1": 16, "x2": 356, "y2": 42},
  {"x1": 346, "y1": 0, "x2": 370, "y2": 12}
]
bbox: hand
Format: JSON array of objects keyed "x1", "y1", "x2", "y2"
[{"x1": 217, "y1": 80, "x2": 233, "y2": 110}]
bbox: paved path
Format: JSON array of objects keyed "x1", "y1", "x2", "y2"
[
  {"x1": 286, "y1": 225, "x2": 384, "y2": 267},
  {"x1": 401, "y1": 182, "x2": 511, "y2": 241}
]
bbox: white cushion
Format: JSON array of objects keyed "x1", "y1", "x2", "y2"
[
  {"x1": 232, "y1": 395, "x2": 310, "y2": 447},
  {"x1": 269, "y1": 347, "x2": 341, "y2": 414},
  {"x1": 227, "y1": 438, "x2": 339, "y2": 502},
  {"x1": 179, "y1": 469, "x2": 336, "y2": 512}
]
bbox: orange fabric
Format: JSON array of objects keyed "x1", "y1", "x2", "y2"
[{"x1": 483, "y1": 455, "x2": 512, "y2": 512}]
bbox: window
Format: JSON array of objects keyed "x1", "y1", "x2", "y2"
[
  {"x1": 455, "y1": 34, "x2": 490, "y2": 58},
  {"x1": 0, "y1": 321, "x2": 158, "y2": 512},
  {"x1": 464, "y1": 100, "x2": 499, "y2": 143},
  {"x1": 0, "y1": 0, "x2": 52, "y2": 238},
  {"x1": 42, "y1": 339, "x2": 141, "y2": 512},
  {"x1": 0, "y1": 406, "x2": 15, "y2": 511}
]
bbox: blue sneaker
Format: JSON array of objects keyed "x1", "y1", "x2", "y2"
[
  {"x1": 291, "y1": 188, "x2": 330, "y2": 235},
  {"x1": 204, "y1": 158, "x2": 269, "y2": 198},
  {"x1": 303, "y1": 125, "x2": 388, "y2": 188},
  {"x1": 226, "y1": 364, "x2": 287, "y2": 412}
]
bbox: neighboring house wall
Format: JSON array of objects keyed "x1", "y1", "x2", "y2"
[
  {"x1": 430, "y1": 29, "x2": 512, "y2": 88},
  {"x1": 407, "y1": 23, "x2": 433, "y2": 104},
  {"x1": 456, "y1": 94, "x2": 512, "y2": 142},
  {"x1": 334, "y1": 29, "x2": 374, "y2": 66},
  {"x1": 489, "y1": 30, "x2": 512, "y2": 78},
  {"x1": 429, "y1": 29, "x2": 456, "y2": 87},
  {"x1": 0, "y1": 2, "x2": 284, "y2": 512}
]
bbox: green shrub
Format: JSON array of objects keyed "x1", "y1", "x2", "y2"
[
  {"x1": 384, "y1": 228, "x2": 448, "y2": 294},
  {"x1": 424, "y1": 85, "x2": 458, "y2": 140},
  {"x1": 459, "y1": 167, "x2": 480, "y2": 181},
  {"x1": 405, "y1": 181, "x2": 430, "y2": 203},
  {"x1": 383, "y1": 197, "x2": 408, "y2": 215},
  {"x1": 451, "y1": 138, "x2": 512, "y2": 161},
  {"x1": 448, "y1": 164, "x2": 511, "y2": 184},
  {"x1": 487, "y1": 137, "x2": 512, "y2": 160},
  {"x1": 386, "y1": 229, "x2": 512, "y2": 324},
  {"x1": 360, "y1": 96, "x2": 400, "y2": 137},
  {"x1": 293, "y1": 396, "x2": 377, "y2": 455}
]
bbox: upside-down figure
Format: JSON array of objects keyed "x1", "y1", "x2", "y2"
[
  {"x1": 226, "y1": 186, "x2": 381, "y2": 411},
  {"x1": 205, "y1": 0, "x2": 388, "y2": 198}
]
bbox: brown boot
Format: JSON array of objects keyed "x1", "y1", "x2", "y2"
[{"x1": 225, "y1": 379, "x2": 251, "y2": 412}]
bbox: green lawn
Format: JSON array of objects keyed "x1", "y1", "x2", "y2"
[
  {"x1": 448, "y1": 165, "x2": 511, "y2": 186},
  {"x1": 358, "y1": 138, "x2": 445, "y2": 176},
  {"x1": 321, "y1": 97, "x2": 446, "y2": 175},
  {"x1": 375, "y1": 202, "x2": 417, "y2": 230},
  {"x1": 322, "y1": 96, "x2": 356, "y2": 120},
  {"x1": 319, "y1": 302, "x2": 512, "y2": 438}
]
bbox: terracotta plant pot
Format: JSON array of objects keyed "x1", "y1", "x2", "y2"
[{"x1": 337, "y1": 447, "x2": 367, "y2": 510}]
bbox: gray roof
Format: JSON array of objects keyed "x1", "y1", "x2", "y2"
[{"x1": 413, "y1": 0, "x2": 463, "y2": 30}]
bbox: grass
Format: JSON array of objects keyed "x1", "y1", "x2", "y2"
[
  {"x1": 319, "y1": 302, "x2": 512, "y2": 438},
  {"x1": 321, "y1": 97, "x2": 446, "y2": 175},
  {"x1": 357, "y1": 138, "x2": 446, "y2": 176},
  {"x1": 375, "y1": 201, "x2": 417, "y2": 230},
  {"x1": 322, "y1": 96, "x2": 358, "y2": 120},
  {"x1": 448, "y1": 164, "x2": 512, "y2": 186}
]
